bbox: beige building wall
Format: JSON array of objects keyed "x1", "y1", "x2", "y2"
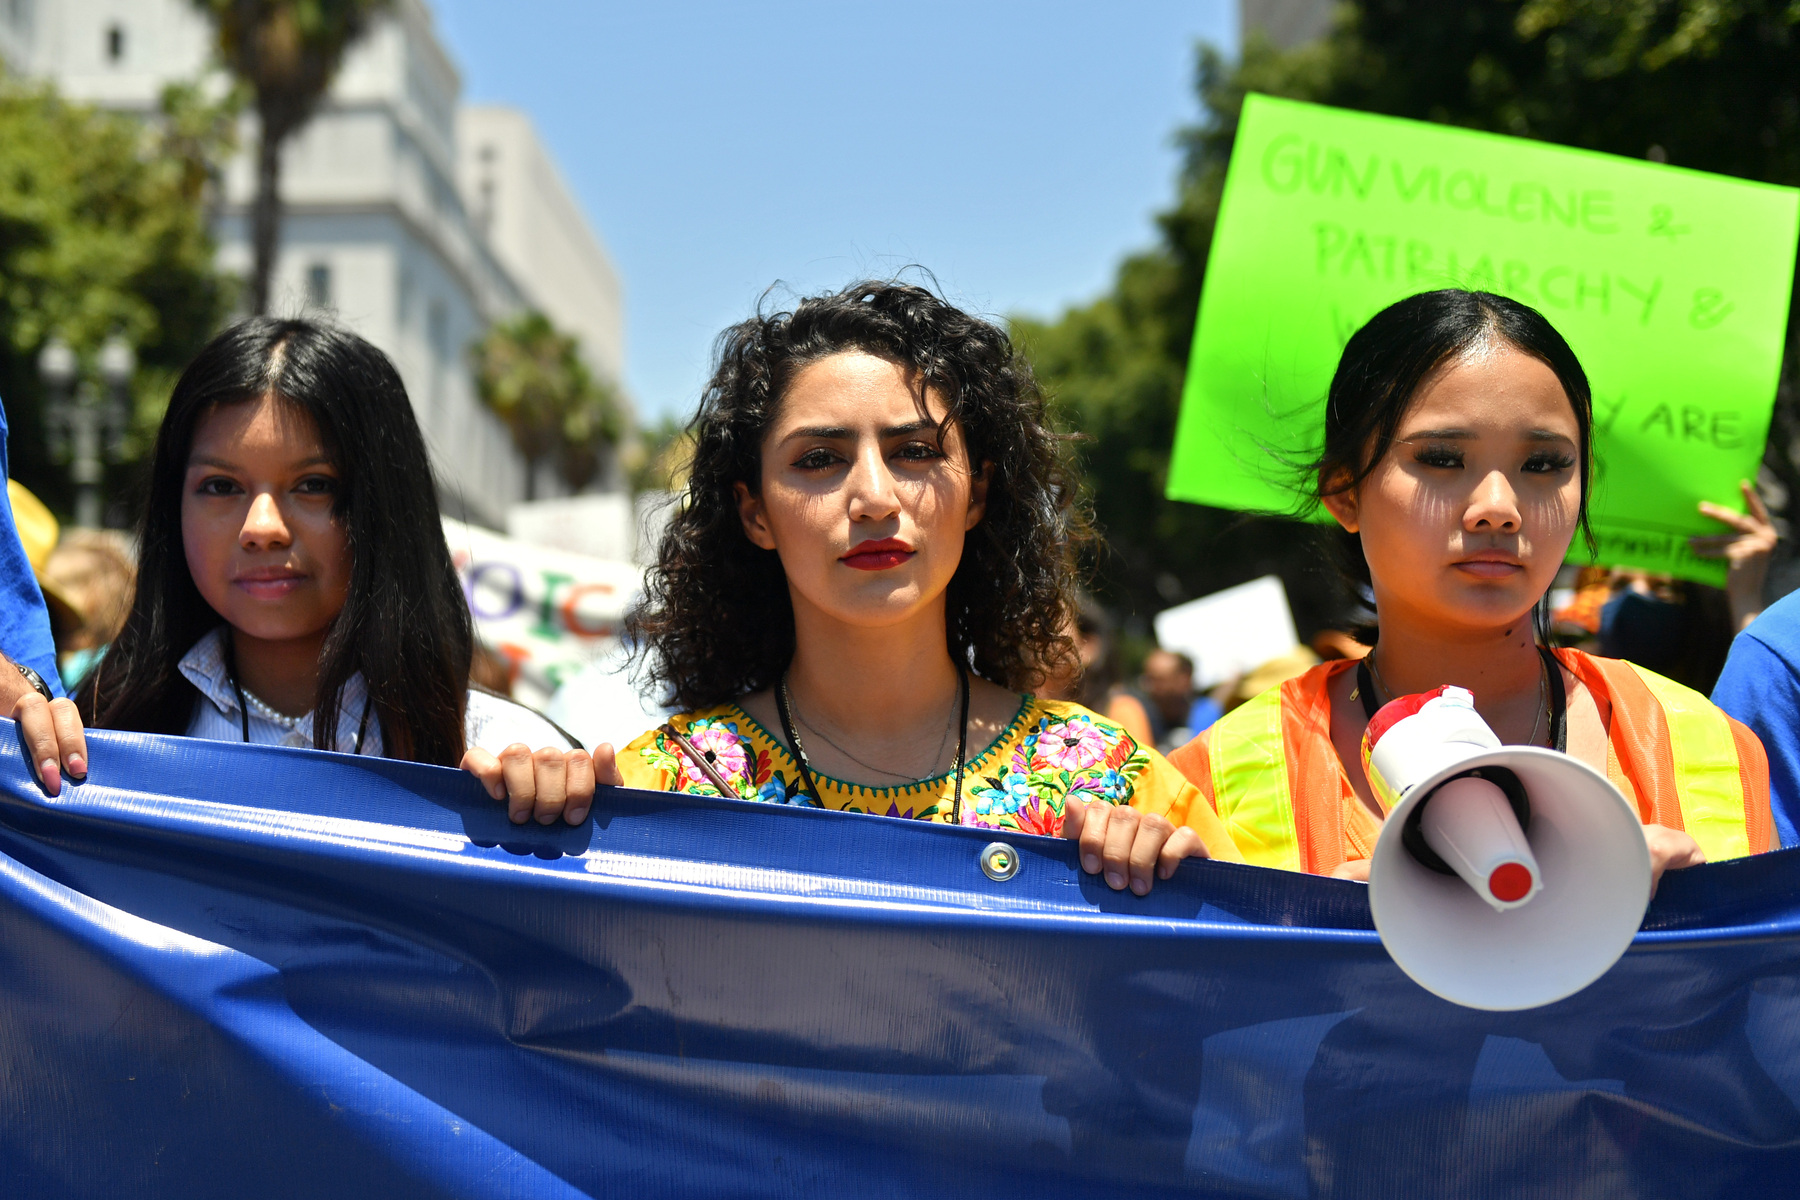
[
  {"x1": 458, "y1": 106, "x2": 627, "y2": 400},
  {"x1": 0, "y1": 0, "x2": 28, "y2": 71}
]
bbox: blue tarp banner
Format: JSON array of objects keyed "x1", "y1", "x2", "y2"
[{"x1": 5, "y1": 726, "x2": 1800, "y2": 1198}]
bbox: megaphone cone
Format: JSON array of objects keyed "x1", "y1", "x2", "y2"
[
  {"x1": 1417, "y1": 773, "x2": 1541, "y2": 911},
  {"x1": 1364, "y1": 686, "x2": 1651, "y2": 1011}
]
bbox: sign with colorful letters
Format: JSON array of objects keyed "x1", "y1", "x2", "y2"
[
  {"x1": 442, "y1": 518, "x2": 641, "y2": 708},
  {"x1": 1170, "y1": 94, "x2": 1800, "y2": 583}
]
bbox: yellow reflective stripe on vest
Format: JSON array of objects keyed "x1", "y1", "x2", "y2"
[
  {"x1": 1626, "y1": 663, "x2": 1751, "y2": 863},
  {"x1": 1208, "y1": 686, "x2": 1302, "y2": 872}
]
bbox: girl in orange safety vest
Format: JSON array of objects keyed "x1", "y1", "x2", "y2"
[{"x1": 1167, "y1": 289, "x2": 1775, "y2": 888}]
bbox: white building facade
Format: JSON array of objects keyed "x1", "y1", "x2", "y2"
[
  {"x1": 459, "y1": 106, "x2": 625, "y2": 392},
  {"x1": 1, "y1": 0, "x2": 627, "y2": 525}
]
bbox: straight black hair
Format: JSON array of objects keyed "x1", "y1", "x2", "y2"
[
  {"x1": 79, "y1": 318, "x2": 472, "y2": 764},
  {"x1": 1310, "y1": 289, "x2": 1596, "y2": 637}
]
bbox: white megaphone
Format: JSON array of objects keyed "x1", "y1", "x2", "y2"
[{"x1": 1364, "y1": 685, "x2": 1652, "y2": 1011}]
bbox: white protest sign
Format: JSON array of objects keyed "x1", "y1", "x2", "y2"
[
  {"x1": 442, "y1": 518, "x2": 643, "y2": 710},
  {"x1": 1153, "y1": 575, "x2": 1300, "y2": 689}
]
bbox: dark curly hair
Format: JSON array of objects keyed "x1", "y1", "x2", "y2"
[{"x1": 628, "y1": 280, "x2": 1091, "y2": 711}]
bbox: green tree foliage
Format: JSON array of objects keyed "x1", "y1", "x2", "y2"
[
  {"x1": 470, "y1": 311, "x2": 625, "y2": 498},
  {"x1": 191, "y1": 0, "x2": 391, "y2": 314},
  {"x1": 0, "y1": 73, "x2": 237, "y2": 515},
  {"x1": 624, "y1": 413, "x2": 691, "y2": 497},
  {"x1": 1012, "y1": 39, "x2": 1346, "y2": 635},
  {"x1": 1018, "y1": 0, "x2": 1800, "y2": 637}
]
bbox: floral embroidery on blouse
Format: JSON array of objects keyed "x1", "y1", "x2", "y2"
[
  {"x1": 633, "y1": 716, "x2": 818, "y2": 808},
  {"x1": 961, "y1": 710, "x2": 1148, "y2": 835},
  {"x1": 620, "y1": 698, "x2": 1161, "y2": 837}
]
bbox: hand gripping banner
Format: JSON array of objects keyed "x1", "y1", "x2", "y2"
[{"x1": 5, "y1": 726, "x2": 1800, "y2": 1198}]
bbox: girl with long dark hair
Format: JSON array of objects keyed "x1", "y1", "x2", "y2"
[
  {"x1": 1169, "y1": 289, "x2": 1774, "y2": 887},
  {"x1": 610, "y1": 280, "x2": 1240, "y2": 894},
  {"x1": 16, "y1": 319, "x2": 593, "y2": 822}
]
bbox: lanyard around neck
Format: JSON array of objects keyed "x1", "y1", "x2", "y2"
[
  {"x1": 224, "y1": 636, "x2": 370, "y2": 755},
  {"x1": 1355, "y1": 645, "x2": 1567, "y2": 753},
  {"x1": 777, "y1": 669, "x2": 971, "y2": 819}
]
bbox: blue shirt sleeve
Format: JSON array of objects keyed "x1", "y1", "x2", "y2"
[
  {"x1": 0, "y1": 400, "x2": 64, "y2": 697},
  {"x1": 1713, "y1": 630, "x2": 1799, "y2": 849},
  {"x1": 1187, "y1": 695, "x2": 1223, "y2": 735}
]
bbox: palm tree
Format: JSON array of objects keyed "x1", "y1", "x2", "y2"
[
  {"x1": 192, "y1": 0, "x2": 391, "y2": 314},
  {"x1": 470, "y1": 312, "x2": 625, "y2": 499}
]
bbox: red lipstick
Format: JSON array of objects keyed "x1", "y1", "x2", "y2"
[{"x1": 841, "y1": 538, "x2": 915, "y2": 571}]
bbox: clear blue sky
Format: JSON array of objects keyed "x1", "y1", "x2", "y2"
[{"x1": 429, "y1": 1, "x2": 1239, "y2": 419}]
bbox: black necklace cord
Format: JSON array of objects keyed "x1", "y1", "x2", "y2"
[
  {"x1": 775, "y1": 676, "x2": 822, "y2": 804},
  {"x1": 1541, "y1": 645, "x2": 1568, "y2": 754},
  {"x1": 778, "y1": 669, "x2": 969, "y2": 817},
  {"x1": 947, "y1": 668, "x2": 971, "y2": 824},
  {"x1": 1355, "y1": 646, "x2": 1567, "y2": 753},
  {"x1": 224, "y1": 632, "x2": 369, "y2": 754},
  {"x1": 225, "y1": 636, "x2": 251, "y2": 744},
  {"x1": 1354, "y1": 657, "x2": 1377, "y2": 722}
]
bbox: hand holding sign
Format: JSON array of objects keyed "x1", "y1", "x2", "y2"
[
  {"x1": 1170, "y1": 95, "x2": 1800, "y2": 584},
  {"x1": 1692, "y1": 480, "x2": 1779, "y2": 629}
]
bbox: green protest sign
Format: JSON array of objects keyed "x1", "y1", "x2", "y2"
[{"x1": 1169, "y1": 94, "x2": 1800, "y2": 584}]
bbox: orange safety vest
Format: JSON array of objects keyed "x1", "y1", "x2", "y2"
[{"x1": 1167, "y1": 647, "x2": 1773, "y2": 875}]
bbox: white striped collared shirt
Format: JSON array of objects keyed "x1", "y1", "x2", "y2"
[{"x1": 177, "y1": 627, "x2": 574, "y2": 755}]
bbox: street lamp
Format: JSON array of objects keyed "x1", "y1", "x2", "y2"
[
  {"x1": 98, "y1": 335, "x2": 134, "y2": 465},
  {"x1": 40, "y1": 334, "x2": 133, "y2": 528}
]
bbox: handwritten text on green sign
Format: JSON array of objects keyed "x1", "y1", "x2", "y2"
[{"x1": 1168, "y1": 95, "x2": 1800, "y2": 583}]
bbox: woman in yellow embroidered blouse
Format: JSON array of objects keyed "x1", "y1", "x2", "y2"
[{"x1": 610, "y1": 280, "x2": 1238, "y2": 895}]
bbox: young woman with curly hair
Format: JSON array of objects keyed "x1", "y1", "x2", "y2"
[{"x1": 608, "y1": 281, "x2": 1240, "y2": 894}]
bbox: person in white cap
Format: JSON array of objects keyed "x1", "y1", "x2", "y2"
[{"x1": 1169, "y1": 289, "x2": 1775, "y2": 888}]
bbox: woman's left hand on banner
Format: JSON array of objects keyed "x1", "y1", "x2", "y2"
[
  {"x1": 462, "y1": 741, "x2": 622, "y2": 826},
  {"x1": 1062, "y1": 795, "x2": 1210, "y2": 896}
]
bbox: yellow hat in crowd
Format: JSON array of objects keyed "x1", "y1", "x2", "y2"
[
  {"x1": 6, "y1": 481, "x2": 135, "y2": 647},
  {"x1": 8, "y1": 479, "x2": 57, "y2": 573},
  {"x1": 1233, "y1": 644, "x2": 1324, "y2": 707},
  {"x1": 7, "y1": 480, "x2": 79, "y2": 626}
]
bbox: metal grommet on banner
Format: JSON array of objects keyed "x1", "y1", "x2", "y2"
[{"x1": 979, "y1": 841, "x2": 1019, "y2": 882}]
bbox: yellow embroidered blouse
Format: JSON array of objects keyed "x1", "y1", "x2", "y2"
[{"x1": 617, "y1": 695, "x2": 1242, "y2": 858}]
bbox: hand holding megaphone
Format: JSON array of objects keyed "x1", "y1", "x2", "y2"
[{"x1": 1363, "y1": 686, "x2": 1652, "y2": 1011}]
